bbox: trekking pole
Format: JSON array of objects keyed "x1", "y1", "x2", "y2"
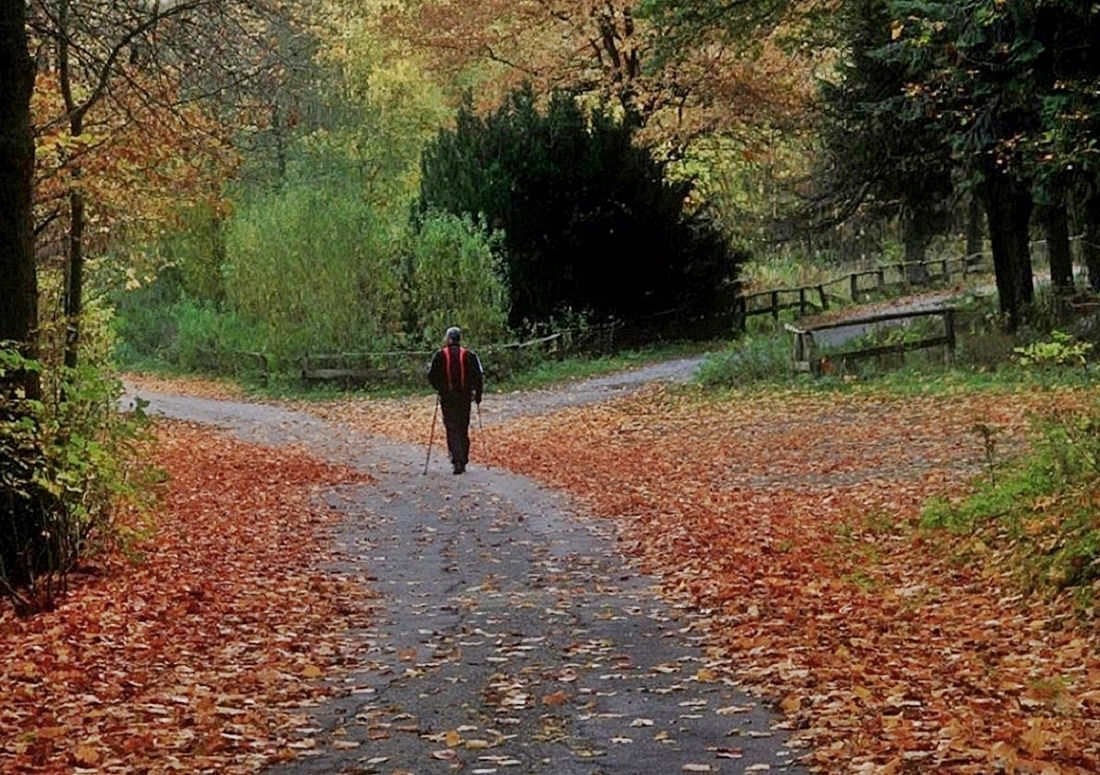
[
  {"x1": 476, "y1": 401, "x2": 487, "y2": 461},
  {"x1": 423, "y1": 397, "x2": 439, "y2": 475}
]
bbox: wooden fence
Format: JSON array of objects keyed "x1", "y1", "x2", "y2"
[
  {"x1": 786, "y1": 307, "x2": 957, "y2": 376},
  {"x1": 300, "y1": 331, "x2": 590, "y2": 387},
  {"x1": 224, "y1": 250, "x2": 1007, "y2": 388},
  {"x1": 736, "y1": 252, "x2": 990, "y2": 330},
  {"x1": 296, "y1": 312, "x2": 709, "y2": 387}
]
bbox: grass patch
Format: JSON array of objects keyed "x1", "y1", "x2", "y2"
[
  {"x1": 696, "y1": 335, "x2": 797, "y2": 388},
  {"x1": 921, "y1": 401, "x2": 1100, "y2": 609}
]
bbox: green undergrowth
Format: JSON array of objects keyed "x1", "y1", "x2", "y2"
[
  {"x1": 2, "y1": 348, "x2": 158, "y2": 614},
  {"x1": 922, "y1": 402, "x2": 1100, "y2": 613}
]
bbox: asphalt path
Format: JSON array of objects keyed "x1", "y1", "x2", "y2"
[{"x1": 124, "y1": 358, "x2": 809, "y2": 775}]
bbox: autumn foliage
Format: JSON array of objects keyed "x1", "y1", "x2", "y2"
[
  {"x1": 206, "y1": 378, "x2": 1100, "y2": 772},
  {"x1": 0, "y1": 423, "x2": 373, "y2": 774},
  {"x1": 382, "y1": 0, "x2": 818, "y2": 147},
  {"x1": 32, "y1": 68, "x2": 234, "y2": 263}
]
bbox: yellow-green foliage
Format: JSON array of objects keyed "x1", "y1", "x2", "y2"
[
  {"x1": 223, "y1": 180, "x2": 404, "y2": 357},
  {"x1": 406, "y1": 211, "x2": 509, "y2": 345}
]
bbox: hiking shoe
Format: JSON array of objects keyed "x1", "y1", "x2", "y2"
[{"x1": 453, "y1": 462, "x2": 464, "y2": 474}]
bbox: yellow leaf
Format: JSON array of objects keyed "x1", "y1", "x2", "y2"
[
  {"x1": 73, "y1": 744, "x2": 100, "y2": 766},
  {"x1": 779, "y1": 694, "x2": 802, "y2": 714},
  {"x1": 301, "y1": 664, "x2": 323, "y2": 678}
]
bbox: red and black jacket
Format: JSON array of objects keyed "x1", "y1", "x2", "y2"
[{"x1": 428, "y1": 344, "x2": 483, "y2": 403}]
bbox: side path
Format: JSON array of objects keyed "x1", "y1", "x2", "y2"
[{"x1": 127, "y1": 368, "x2": 808, "y2": 775}]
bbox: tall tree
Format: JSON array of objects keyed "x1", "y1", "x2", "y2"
[
  {"x1": 419, "y1": 86, "x2": 742, "y2": 332},
  {"x1": 0, "y1": 0, "x2": 39, "y2": 398},
  {"x1": 383, "y1": 0, "x2": 817, "y2": 151},
  {"x1": 886, "y1": 0, "x2": 1043, "y2": 329},
  {"x1": 887, "y1": 0, "x2": 1100, "y2": 326},
  {"x1": 27, "y1": 0, "x2": 317, "y2": 368},
  {"x1": 814, "y1": 0, "x2": 954, "y2": 282},
  {"x1": 1027, "y1": 0, "x2": 1100, "y2": 292}
]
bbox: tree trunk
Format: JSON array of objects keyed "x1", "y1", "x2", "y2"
[
  {"x1": 0, "y1": 0, "x2": 49, "y2": 595},
  {"x1": 1084, "y1": 192, "x2": 1100, "y2": 293},
  {"x1": 982, "y1": 172, "x2": 1035, "y2": 332},
  {"x1": 902, "y1": 205, "x2": 932, "y2": 285},
  {"x1": 0, "y1": 0, "x2": 40, "y2": 399},
  {"x1": 1040, "y1": 199, "x2": 1075, "y2": 293},
  {"x1": 64, "y1": 186, "x2": 85, "y2": 369},
  {"x1": 59, "y1": 0, "x2": 85, "y2": 371},
  {"x1": 966, "y1": 193, "x2": 984, "y2": 258}
]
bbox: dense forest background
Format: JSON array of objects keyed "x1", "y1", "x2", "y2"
[{"x1": 7, "y1": 0, "x2": 1100, "y2": 376}]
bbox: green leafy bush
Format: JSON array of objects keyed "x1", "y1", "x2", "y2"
[
  {"x1": 1, "y1": 348, "x2": 155, "y2": 614},
  {"x1": 1014, "y1": 330, "x2": 1093, "y2": 369},
  {"x1": 404, "y1": 211, "x2": 509, "y2": 345},
  {"x1": 696, "y1": 336, "x2": 794, "y2": 387},
  {"x1": 224, "y1": 177, "x2": 405, "y2": 359}
]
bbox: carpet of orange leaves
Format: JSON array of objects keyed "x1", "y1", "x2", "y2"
[
  {"x1": 0, "y1": 422, "x2": 375, "y2": 774},
  {"x1": 123, "y1": 373, "x2": 248, "y2": 402},
  {"x1": 476, "y1": 384, "x2": 1100, "y2": 774}
]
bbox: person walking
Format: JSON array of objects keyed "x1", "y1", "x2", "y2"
[{"x1": 427, "y1": 326, "x2": 483, "y2": 474}]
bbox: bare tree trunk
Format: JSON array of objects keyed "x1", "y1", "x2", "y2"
[
  {"x1": 1, "y1": 0, "x2": 48, "y2": 594},
  {"x1": 1040, "y1": 199, "x2": 1074, "y2": 293},
  {"x1": 1084, "y1": 192, "x2": 1100, "y2": 293},
  {"x1": 0, "y1": 0, "x2": 40, "y2": 400},
  {"x1": 982, "y1": 172, "x2": 1035, "y2": 332},
  {"x1": 59, "y1": 0, "x2": 86, "y2": 371},
  {"x1": 64, "y1": 185, "x2": 85, "y2": 370},
  {"x1": 902, "y1": 205, "x2": 931, "y2": 285},
  {"x1": 966, "y1": 193, "x2": 984, "y2": 258}
]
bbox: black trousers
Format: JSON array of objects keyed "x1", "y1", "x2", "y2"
[{"x1": 440, "y1": 397, "x2": 472, "y2": 465}]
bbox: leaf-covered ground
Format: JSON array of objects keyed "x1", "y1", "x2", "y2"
[
  {"x1": 0, "y1": 423, "x2": 376, "y2": 774},
  {"x1": 9, "y1": 376, "x2": 1100, "y2": 773},
  {"x1": 469, "y1": 384, "x2": 1100, "y2": 774}
]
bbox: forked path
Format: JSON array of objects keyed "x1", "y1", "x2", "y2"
[{"x1": 127, "y1": 359, "x2": 808, "y2": 775}]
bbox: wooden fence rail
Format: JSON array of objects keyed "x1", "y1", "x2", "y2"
[
  {"x1": 738, "y1": 252, "x2": 991, "y2": 330},
  {"x1": 786, "y1": 307, "x2": 956, "y2": 376},
  {"x1": 299, "y1": 332, "x2": 583, "y2": 387}
]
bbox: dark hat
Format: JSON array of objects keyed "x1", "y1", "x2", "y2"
[{"x1": 445, "y1": 326, "x2": 462, "y2": 344}]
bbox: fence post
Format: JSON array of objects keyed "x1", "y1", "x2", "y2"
[
  {"x1": 817, "y1": 284, "x2": 828, "y2": 310},
  {"x1": 850, "y1": 273, "x2": 859, "y2": 301},
  {"x1": 805, "y1": 332, "x2": 820, "y2": 376},
  {"x1": 735, "y1": 296, "x2": 747, "y2": 333},
  {"x1": 944, "y1": 308, "x2": 956, "y2": 365},
  {"x1": 876, "y1": 269, "x2": 885, "y2": 293},
  {"x1": 771, "y1": 290, "x2": 780, "y2": 321}
]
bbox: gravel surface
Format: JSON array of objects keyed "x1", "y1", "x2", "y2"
[
  {"x1": 124, "y1": 356, "x2": 808, "y2": 775},
  {"x1": 480, "y1": 356, "x2": 708, "y2": 423}
]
